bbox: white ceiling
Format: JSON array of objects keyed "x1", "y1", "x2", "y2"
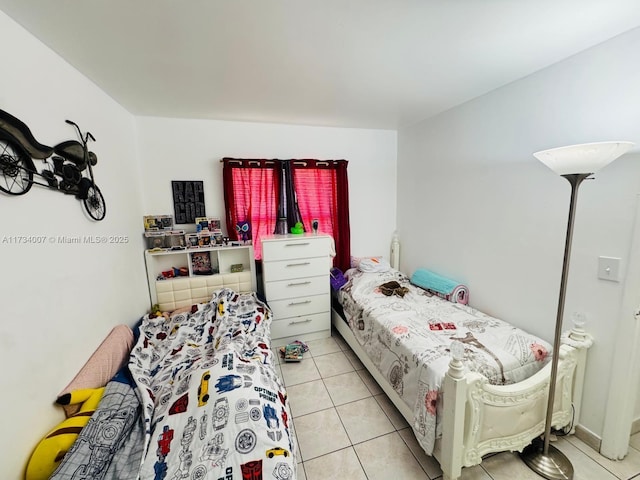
[{"x1": 2, "y1": 1, "x2": 640, "y2": 130}]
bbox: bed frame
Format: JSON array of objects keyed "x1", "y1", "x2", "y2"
[
  {"x1": 331, "y1": 255, "x2": 591, "y2": 480},
  {"x1": 154, "y1": 271, "x2": 253, "y2": 311}
]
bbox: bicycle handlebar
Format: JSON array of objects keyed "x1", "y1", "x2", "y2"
[{"x1": 65, "y1": 119, "x2": 95, "y2": 144}]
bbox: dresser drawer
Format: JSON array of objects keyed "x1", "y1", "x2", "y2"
[
  {"x1": 263, "y1": 255, "x2": 330, "y2": 282},
  {"x1": 270, "y1": 311, "x2": 331, "y2": 339},
  {"x1": 268, "y1": 293, "x2": 330, "y2": 320},
  {"x1": 265, "y1": 275, "x2": 329, "y2": 301},
  {"x1": 262, "y1": 236, "x2": 331, "y2": 261}
]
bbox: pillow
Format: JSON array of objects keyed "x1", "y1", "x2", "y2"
[
  {"x1": 57, "y1": 324, "x2": 134, "y2": 417},
  {"x1": 359, "y1": 257, "x2": 391, "y2": 273},
  {"x1": 350, "y1": 255, "x2": 383, "y2": 269}
]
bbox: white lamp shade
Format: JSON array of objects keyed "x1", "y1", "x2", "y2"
[{"x1": 534, "y1": 141, "x2": 634, "y2": 176}]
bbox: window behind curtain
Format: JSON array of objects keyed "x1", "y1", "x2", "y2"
[
  {"x1": 293, "y1": 167, "x2": 335, "y2": 236},
  {"x1": 222, "y1": 159, "x2": 278, "y2": 260},
  {"x1": 223, "y1": 158, "x2": 350, "y2": 270},
  {"x1": 291, "y1": 160, "x2": 350, "y2": 271}
]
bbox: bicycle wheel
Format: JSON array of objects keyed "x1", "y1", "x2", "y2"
[
  {"x1": 83, "y1": 183, "x2": 106, "y2": 221},
  {"x1": 0, "y1": 137, "x2": 34, "y2": 195}
]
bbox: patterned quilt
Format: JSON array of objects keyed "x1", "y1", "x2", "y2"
[
  {"x1": 337, "y1": 268, "x2": 551, "y2": 455},
  {"x1": 56, "y1": 288, "x2": 296, "y2": 480},
  {"x1": 129, "y1": 288, "x2": 297, "y2": 480}
]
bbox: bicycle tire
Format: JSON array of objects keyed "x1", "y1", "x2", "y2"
[
  {"x1": 83, "y1": 183, "x2": 106, "y2": 221},
  {"x1": 0, "y1": 136, "x2": 34, "y2": 195}
]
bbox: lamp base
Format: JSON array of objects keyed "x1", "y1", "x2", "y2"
[{"x1": 520, "y1": 438, "x2": 574, "y2": 480}]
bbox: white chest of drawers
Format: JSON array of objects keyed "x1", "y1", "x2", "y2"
[{"x1": 261, "y1": 234, "x2": 333, "y2": 346}]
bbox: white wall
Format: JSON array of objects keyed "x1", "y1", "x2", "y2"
[
  {"x1": 135, "y1": 116, "x2": 397, "y2": 263},
  {"x1": 397, "y1": 27, "x2": 640, "y2": 439},
  {"x1": 0, "y1": 11, "x2": 149, "y2": 477}
]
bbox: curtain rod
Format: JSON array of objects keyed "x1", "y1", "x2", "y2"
[
  {"x1": 220, "y1": 159, "x2": 337, "y2": 166},
  {"x1": 220, "y1": 159, "x2": 277, "y2": 166}
]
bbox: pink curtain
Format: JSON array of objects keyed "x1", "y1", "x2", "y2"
[
  {"x1": 222, "y1": 158, "x2": 279, "y2": 260},
  {"x1": 223, "y1": 158, "x2": 350, "y2": 270},
  {"x1": 291, "y1": 160, "x2": 351, "y2": 271}
]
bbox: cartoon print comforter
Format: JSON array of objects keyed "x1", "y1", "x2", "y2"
[
  {"x1": 337, "y1": 268, "x2": 551, "y2": 456},
  {"x1": 127, "y1": 288, "x2": 296, "y2": 480},
  {"x1": 49, "y1": 289, "x2": 295, "y2": 480}
]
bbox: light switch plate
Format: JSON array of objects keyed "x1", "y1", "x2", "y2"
[{"x1": 598, "y1": 256, "x2": 621, "y2": 282}]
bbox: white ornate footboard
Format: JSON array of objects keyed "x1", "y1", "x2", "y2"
[{"x1": 331, "y1": 309, "x2": 591, "y2": 480}]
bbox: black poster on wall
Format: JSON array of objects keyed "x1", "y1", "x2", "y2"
[{"x1": 172, "y1": 180, "x2": 205, "y2": 224}]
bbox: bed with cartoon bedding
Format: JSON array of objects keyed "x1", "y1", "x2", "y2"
[
  {"x1": 45, "y1": 288, "x2": 296, "y2": 480},
  {"x1": 332, "y1": 263, "x2": 592, "y2": 480}
]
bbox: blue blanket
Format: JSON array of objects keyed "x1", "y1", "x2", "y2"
[{"x1": 410, "y1": 268, "x2": 469, "y2": 304}]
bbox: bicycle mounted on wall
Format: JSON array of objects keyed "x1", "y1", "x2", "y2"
[{"x1": 0, "y1": 109, "x2": 106, "y2": 221}]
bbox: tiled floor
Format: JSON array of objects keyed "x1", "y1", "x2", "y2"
[{"x1": 274, "y1": 330, "x2": 640, "y2": 480}]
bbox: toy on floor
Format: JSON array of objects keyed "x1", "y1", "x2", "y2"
[
  {"x1": 25, "y1": 387, "x2": 105, "y2": 480},
  {"x1": 279, "y1": 340, "x2": 309, "y2": 360}
]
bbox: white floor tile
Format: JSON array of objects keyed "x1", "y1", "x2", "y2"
[
  {"x1": 286, "y1": 379, "x2": 334, "y2": 416},
  {"x1": 564, "y1": 435, "x2": 640, "y2": 479},
  {"x1": 306, "y1": 337, "x2": 341, "y2": 357},
  {"x1": 323, "y1": 371, "x2": 372, "y2": 406},
  {"x1": 313, "y1": 351, "x2": 354, "y2": 378},
  {"x1": 336, "y1": 397, "x2": 395, "y2": 444},
  {"x1": 279, "y1": 357, "x2": 321, "y2": 386},
  {"x1": 296, "y1": 463, "x2": 307, "y2": 480},
  {"x1": 304, "y1": 447, "x2": 367, "y2": 480},
  {"x1": 294, "y1": 408, "x2": 351, "y2": 461},
  {"x1": 354, "y1": 432, "x2": 429, "y2": 480}
]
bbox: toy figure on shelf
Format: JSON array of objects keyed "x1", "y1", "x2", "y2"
[
  {"x1": 236, "y1": 220, "x2": 251, "y2": 243},
  {"x1": 290, "y1": 222, "x2": 304, "y2": 235}
]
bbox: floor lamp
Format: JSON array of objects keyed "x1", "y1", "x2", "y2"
[{"x1": 521, "y1": 141, "x2": 634, "y2": 480}]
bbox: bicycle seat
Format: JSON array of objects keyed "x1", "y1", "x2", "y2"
[{"x1": 0, "y1": 109, "x2": 53, "y2": 159}]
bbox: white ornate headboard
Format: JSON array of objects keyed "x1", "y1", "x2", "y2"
[{"x1": 154, "y1": 271, "x2": 253, "y2": 311}]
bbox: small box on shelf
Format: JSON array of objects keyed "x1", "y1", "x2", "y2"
[
  {"x1": 144, "y1": 230, "x2": 185, "y2": 250},
  {"x1": 191, "y1": 251, "x2": 216, "y2": 275},
  {"x1": 145, "y1": 231, "x2": 167, "y2": 249},
  {"x1": 195, "y1": 217, "x2": 222, "y2": 233},
  {"x1": 144, "y1": 214, "x2": 174, "y2": 231}
]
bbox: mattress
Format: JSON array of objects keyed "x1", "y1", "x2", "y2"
[{"x1": 336, "y1": 268, "x2": 551, "y2": 455}]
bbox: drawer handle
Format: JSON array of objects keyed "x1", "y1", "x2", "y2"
[
  {"x1": 286, "y1": 262, "x2": 311, "y2": 267},
  {"x1": 287, "y1": 281, "x2": 311, "y2": 287},
  {"x1": 289, "y1": 318, "x2": 313, "y2": 325},
  {"x1": 285, "y1": 242, "x2": 310, "y2": 247},
  {"x1": 288, "y1": 300, "x2": 312, "y2": 306}
]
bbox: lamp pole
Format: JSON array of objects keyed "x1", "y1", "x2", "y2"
[{"x1": 521, "y1": 173, "x2": 590, "y2": 480}]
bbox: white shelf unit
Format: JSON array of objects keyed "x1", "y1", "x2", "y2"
[
  {"x1": 261, "y1": 234, "x2": 333, "y2": 347},
  {"x1": 144, "y1": 244, "x2": 257, "y2": 311}
]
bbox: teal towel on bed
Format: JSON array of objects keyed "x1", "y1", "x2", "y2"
[{"x1": 410, "y1": 268, "x2": 469, "y2": 305}]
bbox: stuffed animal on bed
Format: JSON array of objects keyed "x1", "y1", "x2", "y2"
[
  {"x1": 25, "y1": 387, "x2": 105, "y2": 480},
  {"x1": 379, "y1": 280, "x2": 409, "y2": 298}
]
